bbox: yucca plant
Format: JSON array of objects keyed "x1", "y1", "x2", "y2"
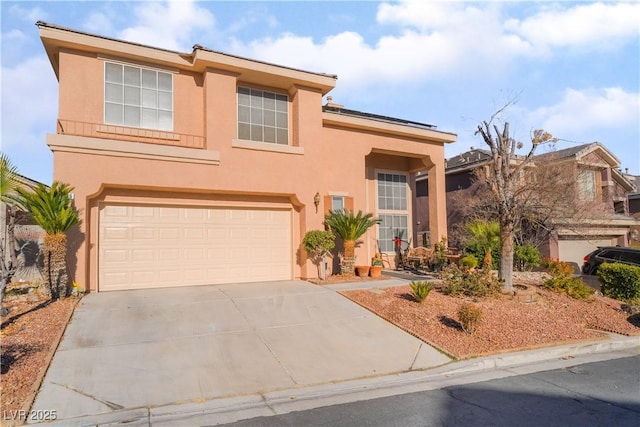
[
  {"x1": 324, "y1": 210, "x2": 380, "y2": 275},
  {"x1": 410, "y1": 280, "x2": 433, "y2": 303},
  {"x1": 15, "y1": 182, "x2": 79, "y2": 299}
]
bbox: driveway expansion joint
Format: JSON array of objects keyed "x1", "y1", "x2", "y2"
[{"x1": 50, "y1": 381, "x2": 124, "y2": 410}]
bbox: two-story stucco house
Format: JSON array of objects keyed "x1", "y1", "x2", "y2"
[
  {"x1": 37, "y1": 22, "x2": 456, "y2": 292},
  {"x1": 416, "y1": 142, "x2": 638, "y2": 268}
]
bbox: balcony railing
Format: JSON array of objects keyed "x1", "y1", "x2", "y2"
[{"x1": 57, "y1": 119, "x2": 205, "y2": 149}]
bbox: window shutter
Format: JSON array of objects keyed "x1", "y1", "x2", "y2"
[
  {"x1": 345, "y1": 196, "x2": 354, "y2": 212},
  {"x1": 324, "y1": 196, "x2": 332, "y2": 217}
]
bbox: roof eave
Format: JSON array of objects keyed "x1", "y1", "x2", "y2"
[{"x1": 322, "y1": 111, "x2": 457, "y2": 143}]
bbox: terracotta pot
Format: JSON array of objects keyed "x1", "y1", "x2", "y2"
[
  {"x1": 355, "y1": 265, "x2": 370, "y2": 277},
  {"x1": 369, "y1": 265, "x2": 383, "y2": 278}
]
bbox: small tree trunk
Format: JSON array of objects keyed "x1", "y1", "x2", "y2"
[
  {"x1": 341, "y1": 240, "x2": 356, "y2": 275},
  {"x1": 500, "y1": 220, "x2": 515, "y2": 292},
  {"x1": 44, "y1": 233, "x2": 69, "y2": 299},
  {"x1": 343, "y1": 240, "x2": 356, "y2": 259},
  {"x1": 319, "y1": 255, "x2": 327, "y2": 281}
]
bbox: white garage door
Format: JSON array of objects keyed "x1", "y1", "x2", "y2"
[
  {"x1": 99, "y1": 204, "x2": 292, "y2": 291},
  {"x1": 558, "y1": 238, "x2": 613, "y2": 270}
]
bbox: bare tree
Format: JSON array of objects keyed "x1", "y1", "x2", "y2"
[{"x1": 475, "y1": 106, "x2": 557, "y2": 291}]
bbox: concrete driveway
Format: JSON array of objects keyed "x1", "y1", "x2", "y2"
[{"x1": 31, "y1": 280, "x2": 450, "y2": 422}]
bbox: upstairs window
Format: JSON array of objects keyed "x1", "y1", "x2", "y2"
[
  {"x1": 614, "y1": 200, "x2": 625, "y2": 214},
  {"x1": 577, "y1": 169, "x2": 596, "y2": 201},
  {"x1": 238, "y1": 87, "x2": 288, "y2": 145},
  {"x1": 104, "y1": 62, "x2": 173, "y2": 131}
]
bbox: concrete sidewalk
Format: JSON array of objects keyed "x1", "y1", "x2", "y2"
[{"x1": 27, "y1": 278, "x2": 640, "y2": 426}]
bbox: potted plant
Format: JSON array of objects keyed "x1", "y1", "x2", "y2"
[
  {"x1": 432, "y1": 237, "x2": 448, "y2": 272},
  {"x1": 325, "y1": 210, "x2": 380, "y2": 276},
  {"x1": 370, "y1": 254, "x2": 384, "y2": 278},
  {"x1": 302, "y1": 230, "x2": 335, "y2": 281},
  {"x1": 355, "y1": 264, "x2": 370, "y2": 277}
]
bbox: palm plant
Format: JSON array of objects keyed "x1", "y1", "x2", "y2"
[
  {"x1": 324, "y1": 210, "x2": 380, "y2": 275},
  {"x1": 0, "y1": 153, "x2": 21, "y2": 313},
  {"x1": 15, "y1": 182, "x2": 79, "y2": 299},
  {"x1": 466, "y1": 219, "x2": 500, "y2": 269}
]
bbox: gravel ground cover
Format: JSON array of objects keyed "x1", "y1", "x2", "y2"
[
  {"x1": 341, "y1": 283, "x2": 640, "y2": 359},
  {"x1": 1, "y1": 297, "x2": 77, "y2": 416}
]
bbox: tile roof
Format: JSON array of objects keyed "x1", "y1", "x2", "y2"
[{"x1": 445, "y1": 148, "x2": 492, "y2": 171}]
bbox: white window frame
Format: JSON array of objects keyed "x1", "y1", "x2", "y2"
[
  {"x1": 237, "y1": 86, "x2": 289, "y2": 145},
  {"x1": 376, "y1": 171, "x2": 410, "y2": 253},
  {"x1": 104, "y1": 61, "x2": 174, "y2": 131},
  {"x1": 329, "y1": 191, "x2": 348, "y2": 212}
]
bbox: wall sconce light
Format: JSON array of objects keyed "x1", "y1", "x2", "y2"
[{"x1": 313, "y1": 192, "x2": 321, "y2": 213}]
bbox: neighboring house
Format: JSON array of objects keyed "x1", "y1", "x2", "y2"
[
  {"x1": 623, "y1": 172, "x2": 640, "y2": 215},
  {"x1": 1, "y1": 174, "x2": 46, "y2": 283},
  {"x1": 38, "y1": 22, "x2": 456, "y2": 292},
  {"x1": 416, "y1": 143, "x2": 639, "y2": 268},
  {"x1": 623, "y1": 172, "x2": 640, "y2": 247}
]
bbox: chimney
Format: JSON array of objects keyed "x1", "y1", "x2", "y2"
[
  {"x1": 626, "y1": 168, "x2": 629, "y2": 174},
  {"x1": 325, "y1": 96, "x2": 344, "y2": 108}
]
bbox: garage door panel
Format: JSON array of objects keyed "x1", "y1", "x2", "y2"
[
  {"x1": 132, "y1": 227, "x2": 154, "y2": 239},
  {"x1": 558, "y1": 239, "x2": 613, "y2": 269},
  {"x1": 132, "y1": 249, "x2": 154, "y2": 262},
  {"x1": 105, "y1": 205, "x2": 129, "y2": 218},
  {"x1": 133, "y1": 206, "x2": 154, "y2": 217},
  {"x1": 105, "y1": 271, "x2": 130, "y2": 286},
  {"x1": 99, "y1": 205, "x2": 292, "y2": 291}
]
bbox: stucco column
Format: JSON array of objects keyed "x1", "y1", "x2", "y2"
[{"x1": 427, "y1": 157, "x2": 447, "y2": 246}]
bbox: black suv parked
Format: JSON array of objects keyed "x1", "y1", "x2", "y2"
[{"x1": 582, "y1": 246, "x2": 640, "y2": 275}]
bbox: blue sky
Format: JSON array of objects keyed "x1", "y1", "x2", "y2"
[{"x1": 1, "y1": 0, "x2": 639, "y2": 185}]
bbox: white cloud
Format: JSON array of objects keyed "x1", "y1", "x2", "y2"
[
  {"x1": 8, "y1": 4, "x2": 48, "y2": 23},
  {"x1": 525, "y1": 87, "x2": 640, "y2": 137},
  {"x1": 83, "y1": 11, "x2": 116, "y2": 35},
  {"x1": 225, "y1": 5, "x2": 278, "y2": 34},
  {"x1": 118, "y1": 0, "x2": 215, "y2": 51},
  {"x1": 1, "y1": 55, "x2": 57, "y2": 148},
  {"x1": 2, "y1": 29, "x2": 27, "y2": 43},
  {"x1": 505, "y1": 2, "x2": 640, "y2": 52}
]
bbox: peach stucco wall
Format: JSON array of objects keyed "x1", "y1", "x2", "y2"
[{"x1": 43, "y1": 27, "x2": 454, "y2": 291}]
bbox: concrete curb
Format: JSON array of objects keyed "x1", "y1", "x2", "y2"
[{"x1": 30, "y1": 334, "x2": 640, "y2": 426}]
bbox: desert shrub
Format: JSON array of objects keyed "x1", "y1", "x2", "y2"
[
  {"x1": 410, "y1": 281, "x2": 434, "y2": 303},
  {"x1": 302, "y1": 230, "x2": 335, "y2": 259},
  {"x1": 542, "y1": 276, "x2": 594, "y2": 300},
  {"x1": 514, "y1": 244, "x2": 541, "y2": 271},
  {"x1": 542, "y1": 258, "x2": 594, "y2": 300},
  {"x1": 597, "y1": 263, "x2": 640, "y2": 301},
  {"x1": 543, "y1": 258, "x2": 574, "y2": 276},
  {"x1": 458, "y1": 303, "x2": 482, "y2": 334},
  {"x1": 460, "y1": 254, "x2": 478, "y2": 270},
  {"x1": 465, "y1": 241, "x2": 500, "y2": 270},
  {"x1": 439, "y1": 264, "x2": 501, "y2": 298},
  {"x1": 464, "y1": 220, "x2": 500, "y2": 270}
]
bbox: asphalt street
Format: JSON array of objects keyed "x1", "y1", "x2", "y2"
[{"x1": 220, "y1": 355, "x2": 640, "y2": 427}]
